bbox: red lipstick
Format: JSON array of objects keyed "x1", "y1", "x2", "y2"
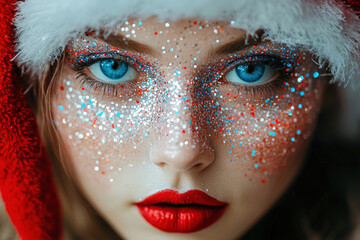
[{"x1": 135, "y1": 189, "x2": 228, "y2": 233}]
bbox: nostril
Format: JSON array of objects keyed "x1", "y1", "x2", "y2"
[{"x1": 193, "y1": 162, "x2": 204, "y2": 170}]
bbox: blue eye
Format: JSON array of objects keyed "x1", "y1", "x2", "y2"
[
  {"x1": 88, "y1": 59, "x2": 138, "y2": 83},
  {"x1": 100, "y1": 60, "x2": 128, "y2": 79},
  {"x1": 225, "y1": 62, "x2": 277, "y2": 85}
]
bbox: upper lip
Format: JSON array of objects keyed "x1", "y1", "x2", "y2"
[{"x1": 135, "y1": 189, "x2": 227, "y2": 206}]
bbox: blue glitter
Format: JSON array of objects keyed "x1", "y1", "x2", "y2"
[
  {"x1": 313, "y1": 72, "x2": 319, "y2": 78},
  {"x1": 290, "y1": 88, "x2": 295, "y2": 92},
  {"x1": 228, "y1": 150, "x2": 232, "y2": 154},
  {"x1": 59, "y1": 105, "x2": 63, "y2": 111},
  {"x1": 298, "y1": 104, "x2": 302, "y2": 109},
  {"x1": 305, "y1": 73, "x2": 310, "y2": 77},
  {"x1": 300, "y1": 91, "x2": 305, "y2": 96},
  {"x1": 138, "y1": 21, "x2": 142, "y2": 25},
  {"x1": 252, "y1": 150, "x2": 256, "y2": 156},
  {"x1": 144, "y1": 133, "x2": 149, "y2": 137},
  {"x1": 291, "y1": 137, "x2": 295, "y2": 142},
  {"x1": 268, "y1": 131, "x2": 276, "y2": 136},
  {"x1": 254, "y1": 164, "x2": 259, "y2": 168},
  {"x1": 297, "y1": 130, "x2": 301, "y2": 135},
  {"x1": 288, "y1": 112, "x2": 293, "y2": 116}
]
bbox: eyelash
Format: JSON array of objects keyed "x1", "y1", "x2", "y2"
[
  {"x1": 72, "y1": 54, "x2": 151, "y2": 97},
  {"x1": 207, "y1": 55, "x2": 293, "y2": 99},
  {"x1": 72, "y1": 53, "x2": 293, "y2": 99}
]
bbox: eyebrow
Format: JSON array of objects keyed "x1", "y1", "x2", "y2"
[
  {"x1": 95, "y1": 30, "x2": 266, "y2": 57},
  {"x1": 96, "y1": 33, "x2": 156, "y2": 55},
  {"x1": 213, "y1": 30, "x2": 266, "y2": 55}
]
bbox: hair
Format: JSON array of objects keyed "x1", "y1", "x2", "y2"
[{"x1": 0, "y1": 55, "x2": 359, "y2": 240}]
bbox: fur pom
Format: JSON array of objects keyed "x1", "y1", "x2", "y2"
[{"x1": 14, "y1": 0, "x2": 360, "y2": 87}]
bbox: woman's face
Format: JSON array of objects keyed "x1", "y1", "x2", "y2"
[{"x1": 52, "y1": 18, "x2": 327, "y2": 239}]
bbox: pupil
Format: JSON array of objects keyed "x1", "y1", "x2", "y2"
[
  {"x1": 246, "y1": 64, "x2": 255, "y2": 74},
  {"x1": 112, "y1": 61, "x2": 120, "y2": 70}
]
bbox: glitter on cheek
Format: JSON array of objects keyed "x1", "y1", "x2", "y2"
[
  {"x1": 201, "y1": 48, "x2": 325, "y2": 180},
  {"x1": 53, "y1": 72, "x2": 161, "y2": 183}
]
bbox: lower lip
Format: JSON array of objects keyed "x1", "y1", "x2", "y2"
[{"x1": 136, "y1": 203, "x2": 227, "y2": 233}]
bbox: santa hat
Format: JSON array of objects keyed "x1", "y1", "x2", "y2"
[{"x1": 0, "y1": 0, "x2": 359, "y2": 239}]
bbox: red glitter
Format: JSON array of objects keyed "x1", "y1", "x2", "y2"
[
  {"x1": 193, "y1": 21, "x2": 197, "y2": 25},
  {"x1": 183, "y1": 66, "x2": 187, "y2": 70},
  {"x1": 154, "y1": 32, "x2": 158, "y2": 35},
  {"x1": 261, "y1": 179, "x2": 266, "y2": 184},
  {"x1": 136, "y1": 100, "x2": 139, "y2": 104},
  {"x1": 112, "y1": 124, "x2": 115, "y2": 129},
  {"x1": 182, "y1": 130, "x2": 186, "y2": 133},
  {"x1": 60, "y1": 86, "x2": 64, "y2": 91}
]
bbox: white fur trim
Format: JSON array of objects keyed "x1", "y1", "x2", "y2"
[{"x1": 14, "y1": 0, "x2": 360, "y2": 87}]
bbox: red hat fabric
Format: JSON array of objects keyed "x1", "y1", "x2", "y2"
[
  {"x1": 0, "y1": 0, "x2": 62, "y2": 239},
  {"x1": 0, "y1": 0, "x2": 359, "y2": 239}
]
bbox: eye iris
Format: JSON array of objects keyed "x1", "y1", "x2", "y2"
[
  {"x1": 235, "y1": 63, "x2": 265, "y2": 82},
  {"x1": 99, "y1": 60, "x2": 128, "y2": 79}
]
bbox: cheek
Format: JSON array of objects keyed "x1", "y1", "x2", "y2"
[
  {"x1": 52, "y1": 75, "x2": 153, "y2": 188},
  {"x1": 210, "y1": 74, "x2": 325, "y2": 182}
]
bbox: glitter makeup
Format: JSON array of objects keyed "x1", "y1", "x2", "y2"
[{"x1": 54, "y1": 19, "x2": 326, "y2": 185}]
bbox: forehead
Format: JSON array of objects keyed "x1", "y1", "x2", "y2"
[{"x1": 112, "y1": 17, "x2": 247, "y2": 53}]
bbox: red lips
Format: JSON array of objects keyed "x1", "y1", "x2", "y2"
[{"x1": 135, "y1": 189, "x2": 228, "y2": 233}]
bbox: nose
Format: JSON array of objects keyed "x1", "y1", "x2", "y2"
[
  {"x1": 149, "y1": 77, "x2": 215, "y2": 173},
  {"x1": 150, "y1": 134, "x2": 215, "y2": 172}
]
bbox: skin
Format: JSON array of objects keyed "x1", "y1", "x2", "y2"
[{"x1": 52, "y1": 18, "x2": 327, "y2": 239}]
